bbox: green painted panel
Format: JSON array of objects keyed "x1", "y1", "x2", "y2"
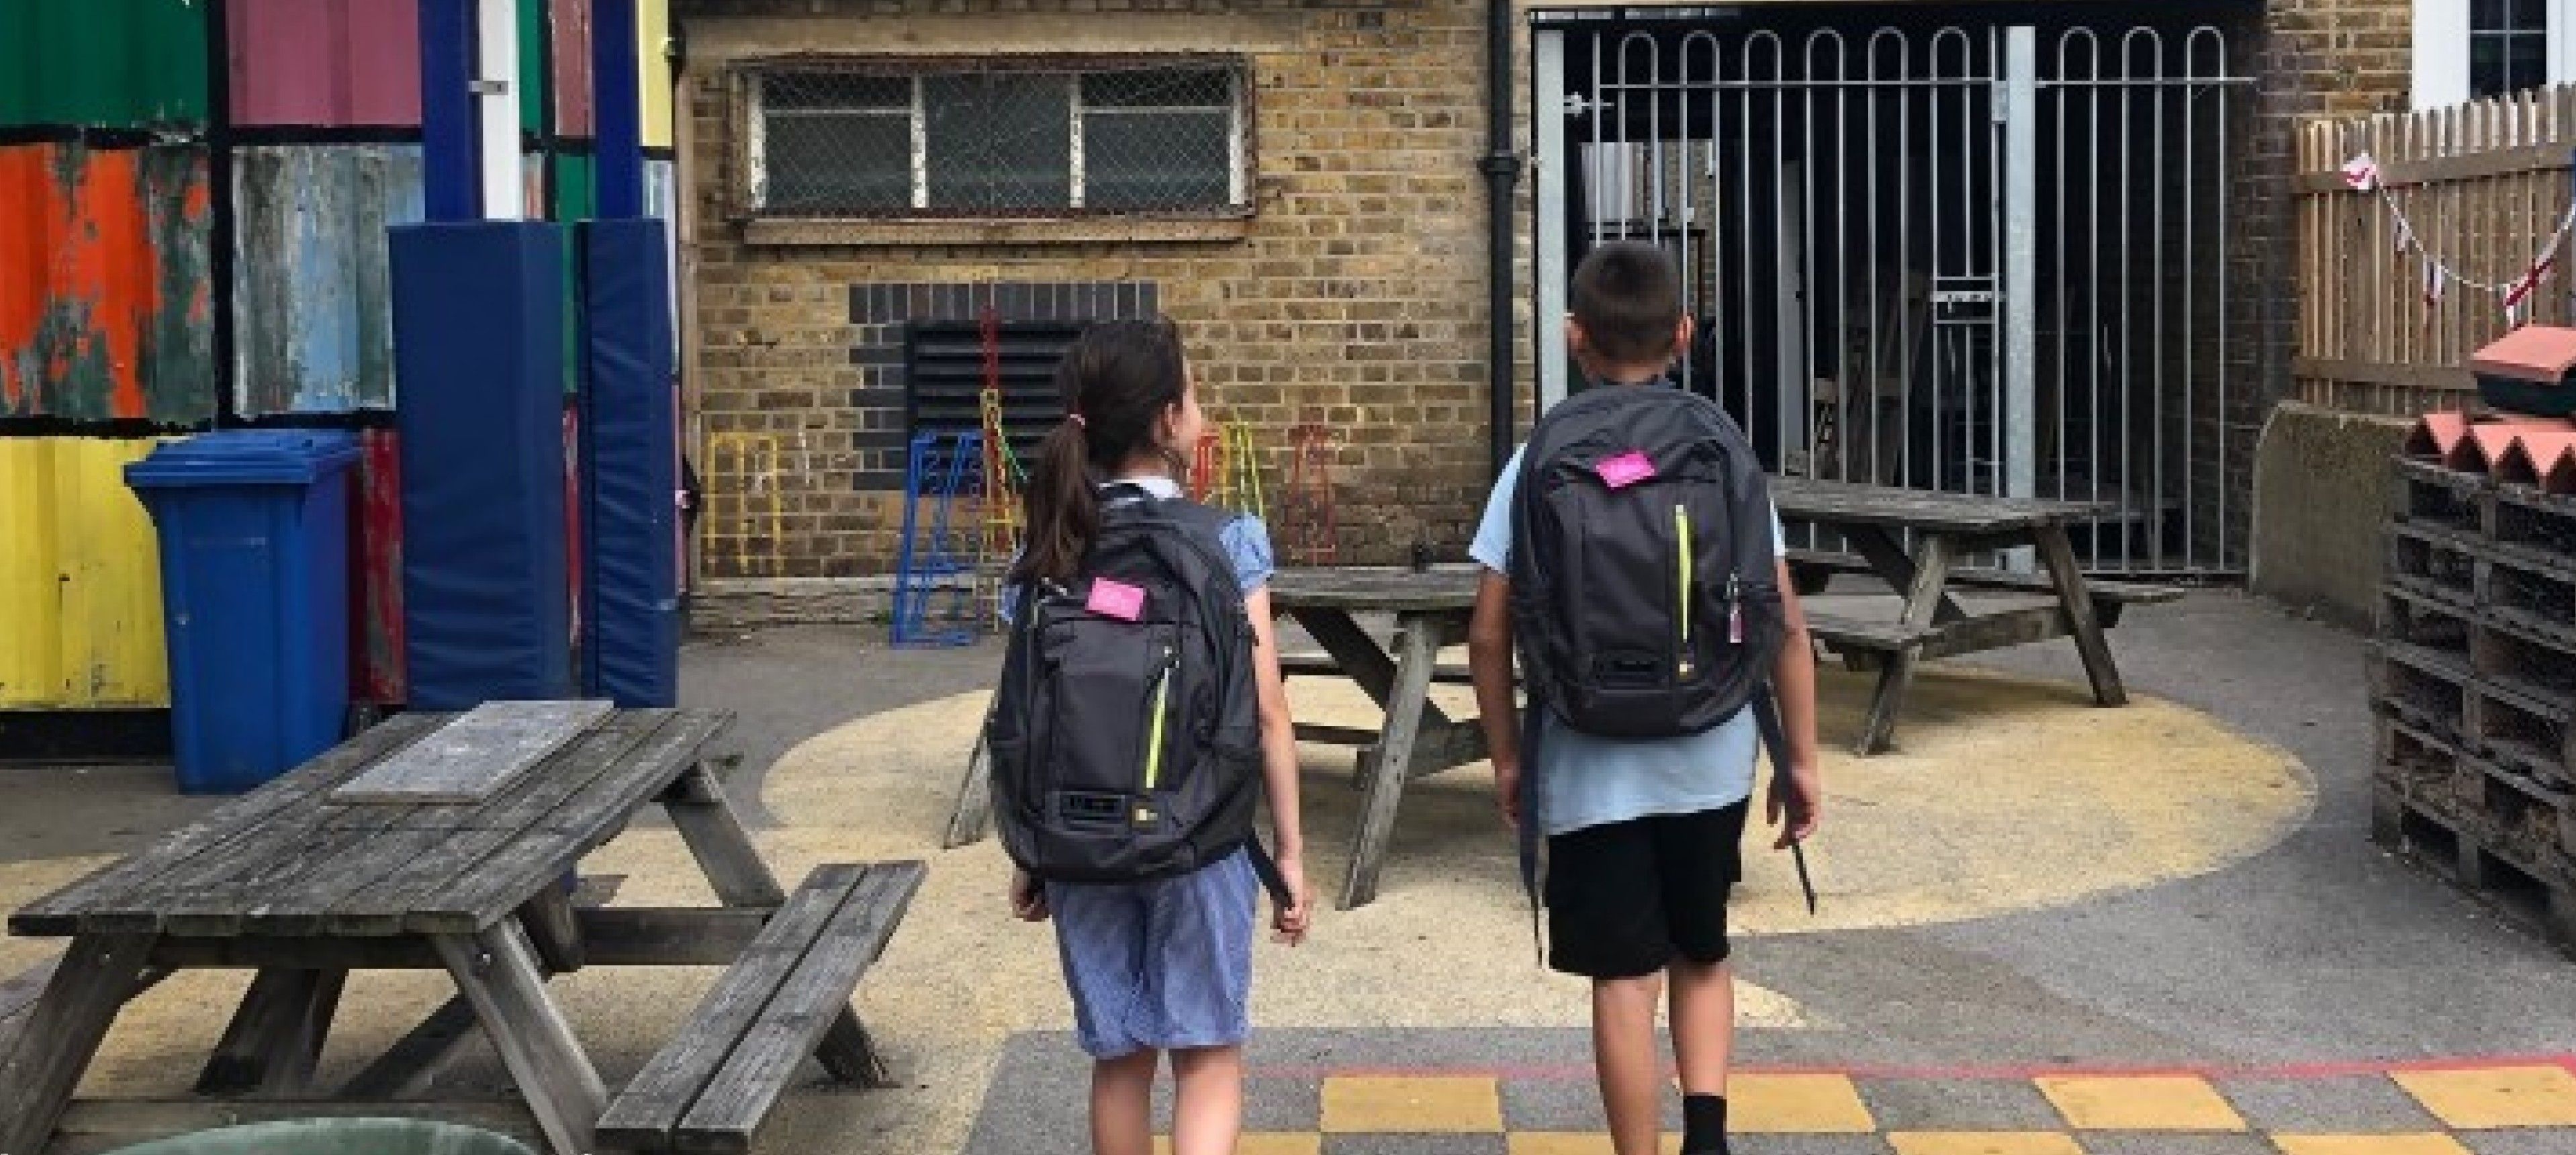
[
  {"x1": 551, "y1": 152, "x2": 596, "y2": 222},
  {"x1": 522, "y1": 0, "x2": 547, "y2": 135},
  {"x1": 0, "y1": 0, "x2": 210, "y2": 129},
  {"x1": 552, "y1": 152, "x2": 595, "y2": 394}
]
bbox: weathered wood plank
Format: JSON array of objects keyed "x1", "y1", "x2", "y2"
[
  {"x1": 519, "y1": 885, "x2": 587, "y2": 974},
  {"x1": 1267, "y1": 565, "x2": 1482, "y2": 612},
  {"x1": 1852, "y1": 534, "x2": 1957, "y2": 755},
  {"x1": 672, "y1": 862, "x2": 926, "y2": 1155},
  {"x1": 0, "y1": 954, "x2": 62, "y2": 1025},
  {"x1": 575, "y1": 907, "x2": 774, "y2": 966},
  {"x1": 0, "y1": 933, "x2": 160, "y2": 1155},
  {"x1": 336, "y1": 876, "x2": 627, "y2": 1102},
  {"x1": 332, "y1": 700, "x2": 614, "y2": 804},
  {"x1": 406, "y1": 712, "x2": 731, "y2": 935},
  {"x1": 1278, "y1": 652, "x2": 1481, "y2": 684},
  {"x1": 665, "y1": 762, "x2": 791, "y2": 909},
  {"x1": 2039, "y1": 526, "x2": 2128, "y2": 708},
  {"x1": 156, "y1": 714, "x2": 672, "y2": 939},
  {"x1": 194, "y1": 968, "x2": 345, "y2": 1097},
  {"x1": 1772, "y1": 477, "x2": 2109, "y2": 534},
  {"x1": 353, "y1": 710, "x2": 725, "y2": 937},
  {"x1": 1785, "y1": 548, "x2": 2184, "y2": 606},
  {"x1": 9, "y1": 714, "x2": 444, "y2": 937},
  {"x1": 1843, "y1": 524, "x2": 1970, "y2": 625},
  {"x1": 1802, "y1": 612, "x2": 1943, "y2": 651},
  {"x1": 596, "y1": 865, "x2": 870, "y2": 1154},
  {"x1": 1341, "y1": 621, "x2": 1442, "y2": 910},
  {"x1": 431, "y1": 921, "x2": 607, "y2": 1155},
  {"x1": 943, "y1": 694, "x2": 1001, "y2": 849},
  {"x1": 1293, "y1": 723, "x2": 1383, "y2": 748},
  {"x1": 146, "y1": 909, "x2": 767, "y2": 972}
]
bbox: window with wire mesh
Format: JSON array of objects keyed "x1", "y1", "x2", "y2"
[{"x1": 750, "y1": 62, "x2": 1246, "y2": 216}]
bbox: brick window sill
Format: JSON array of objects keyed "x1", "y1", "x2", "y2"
[{"x1": 742, "y1": 216, "x2": 1254, "y2": 248}]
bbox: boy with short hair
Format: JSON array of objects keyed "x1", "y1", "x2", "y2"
[{"x1": 1467, "y1": 242, "x2": 1823, "y2": 1155}]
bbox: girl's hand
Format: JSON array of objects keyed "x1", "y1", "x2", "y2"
[
  {"x1": 1009, "y1": 868, "x2": 1050, "y2": 922},
  {"x1": 1271, "y1": 855, "x2": 1312, "y2": 945},
  {"x1": 1767, "y1": 761, "x2": 1823, "y2": 849}
]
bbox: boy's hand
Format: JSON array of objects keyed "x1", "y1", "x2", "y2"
[
  {"x1": 1271, "y1": 854, "x2": 1312, "y2": 945},
  {"x1": 1767, "y1": 761, "x2": 1822, "y2": 848},
  {"x1": 1492, "y1": 755, "x2": 1522, "y2": 827},
  {"x1": 1009, "y1": 867, "x2": 1050, "y2": 922}
]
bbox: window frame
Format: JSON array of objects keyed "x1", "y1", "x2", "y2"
[
  {"x1": 739, "y1": 55, "x2": 1255, "y2": 222},
  {"x1": 2417, "y1": 0, "x2": 2576, "y2": 109}
]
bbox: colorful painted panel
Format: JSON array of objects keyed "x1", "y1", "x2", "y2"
[
  {"x1": 232, "y1": 146, "x2": 428, "y2": 416},
  {"x1": 551, "y1": 0, "x2": 597, "y2": 139},
  {"x1": 0, "y1": 0, "x2": 209, "y2": 129},
  {"x1": 228, "y1": 0, "x2": 425, "y2": 128},
  {"x1": 640, "y1": 0, "x2": 674, "y2": 150},
  {"x1": 355, "y1": 428, "x2": 407, "y2": 706},
  {"x1": 0, "y1": 143, "x2": 216, "y2": 424},
  {"x1": 520, "y1": 0, "x2": 547, "y2": 136},
  {"x1": 0, "y1": 437, "x2": 171, "y2": 710}
]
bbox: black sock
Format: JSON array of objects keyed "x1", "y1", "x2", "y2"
[{"x1": 1681, "y1": 1093, "x2": 1729, "y2": 1153}]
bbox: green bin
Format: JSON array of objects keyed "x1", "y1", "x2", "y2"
[{"x1": 98, "y1": 1119, "x2": 535, "y2": 1155}]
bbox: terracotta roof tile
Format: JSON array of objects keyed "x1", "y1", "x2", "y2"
[
  {"x1": 2501, "y1": 430, "x2": 2576, "y2": 493},
  {"x1": 2471, "y1": 324, "x2": 2576, "y2": 383},
  {"x1": 2408, "y1": 411, "x2": 2473, "y2": 458}
]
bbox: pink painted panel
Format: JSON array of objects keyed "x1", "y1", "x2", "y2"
[
  {"x1": 228, "y1": 0, "x2": 423, "y2": 128},
  {"x1": 550, "y1": 0, "x2": 594, "y2": 138}
]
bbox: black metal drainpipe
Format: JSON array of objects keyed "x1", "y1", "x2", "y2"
[{"x1": 1482, "y1": 0, "x2": 1521, "y2": 480}]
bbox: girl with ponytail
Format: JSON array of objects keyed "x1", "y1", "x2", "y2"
[{"x1": 1003, "y1": 318, "x2": 1310, "y2": 1155}]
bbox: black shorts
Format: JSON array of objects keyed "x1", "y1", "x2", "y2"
[{"x1": 1544, "y1": 802, "x2": 1749, "y2": 980}]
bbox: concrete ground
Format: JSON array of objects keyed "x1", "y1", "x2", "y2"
[{"x1": 4, "y1": 592, "x2": 2575, "y2": 1155}]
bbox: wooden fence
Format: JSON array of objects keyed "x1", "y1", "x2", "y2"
[{"x1": 2297, "y1": 87, "x2": 2576, "y2": 416}]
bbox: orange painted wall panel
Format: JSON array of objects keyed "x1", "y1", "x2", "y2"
[{"x1": 0, "y1": 142, "x2": 216, "y2": 424}]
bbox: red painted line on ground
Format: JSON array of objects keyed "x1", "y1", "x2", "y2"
[{"x1": 1248, "y1": 1054, "x2": 2576, "y2": 1083}]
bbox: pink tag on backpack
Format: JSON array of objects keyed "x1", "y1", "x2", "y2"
[
  {"x1": 1087, "y1": 578, "x2": 1146, "y2": 622},
  {"x1": 1596, "y1": 450, "x2": 1657, "y2": 490}
]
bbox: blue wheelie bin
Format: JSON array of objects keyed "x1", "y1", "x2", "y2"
[{"x1": 126, "y1": 431, "x2": 362, "y2": 794}]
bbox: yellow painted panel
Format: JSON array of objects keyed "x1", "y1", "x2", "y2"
[
  {"x1": 640, "y1": 0, "x2": 674, "y2": 149},
  {"x1": 0, "y1": 438, "x2": 169, "y2": 710}
]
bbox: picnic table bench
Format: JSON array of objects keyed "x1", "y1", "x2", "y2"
[
  {"x1": 1772, "y1": 478, "x2": 2182, "y2": 754},
  {"x1": 0, "y1": 704, "x2": 924, "y2": 1155}
]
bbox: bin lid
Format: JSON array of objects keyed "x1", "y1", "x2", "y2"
[
  {"x1": 126, "y1": 430, "x2": 363, "y2": 488},
  {"x1": 93, "y1": 1118, "x2": 537, "y2": 1155}
]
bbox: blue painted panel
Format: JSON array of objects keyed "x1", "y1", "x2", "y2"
[{"x1": 232, "y1": 145, "x2": 428, "y2": 416}]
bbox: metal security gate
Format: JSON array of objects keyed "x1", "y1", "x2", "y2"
[{"x1": 1532, "y1": 14, "x2": 2254, "y2": 573}]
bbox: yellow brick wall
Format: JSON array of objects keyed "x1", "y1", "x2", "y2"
[{"x1": 680, "y1": 0, "x2": 1520, "y2": 581}]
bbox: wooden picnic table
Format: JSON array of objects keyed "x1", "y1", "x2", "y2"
[
  {"x1": 0, "y1": 705, "x2": 923, "y2": 1155},
  {"x1": 1267, "y1": 564, "x2": 1489, "y2": 911},
  {"x1": 1770, "y1": 477, "x2": 2174, "y2": 755}
]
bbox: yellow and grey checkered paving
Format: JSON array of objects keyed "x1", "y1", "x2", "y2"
[{"x1": 971, "y1": 1035, "x2": 2576, "y2": 1155}]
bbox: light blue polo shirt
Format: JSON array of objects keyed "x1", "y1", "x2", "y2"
[{"x1": 1471, "y1": 445, "x2": 1784, "y2": 836}]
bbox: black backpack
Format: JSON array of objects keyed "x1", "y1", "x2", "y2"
[
  {"x1": 986, "y1": 490, "x2": 1281, "y2": 893},
  {"x1": 1509, "y1": 383, "x2": 1787, "y2": 738}
]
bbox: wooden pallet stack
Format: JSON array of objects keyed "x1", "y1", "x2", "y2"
[{"x1": 2373, "y1": 413, "x2": 2576, "y2": 952}]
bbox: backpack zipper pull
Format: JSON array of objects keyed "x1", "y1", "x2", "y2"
[
  {"x1": 1675, "y1": 503, "x2": 1694, "y2": 677},
  {"x1": 1727, "y1": 573, "x2": 1745, "y2": 645}
]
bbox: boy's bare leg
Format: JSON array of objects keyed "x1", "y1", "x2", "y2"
[
  {"x1": 1169, "y1": 1044, "x2": 1246, "y2": 1155},
  {"x1": 1091, "y1": 1049, "x2": 1160, "y2": 1155},
  {"x1": 1594, "y1": 973, "x2": 1668, "y2": 1155},
  {"x1": 1669, "y1": 958, "x2": 1736, "y2": 1095}
]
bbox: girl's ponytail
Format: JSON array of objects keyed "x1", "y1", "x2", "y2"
[
  {"x1": 1015, "y1": 415, "x2": 1098, "y2": 585},
  {"x1": 1009, "y1": 318, "x2": 1189, "y2": 585}
]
